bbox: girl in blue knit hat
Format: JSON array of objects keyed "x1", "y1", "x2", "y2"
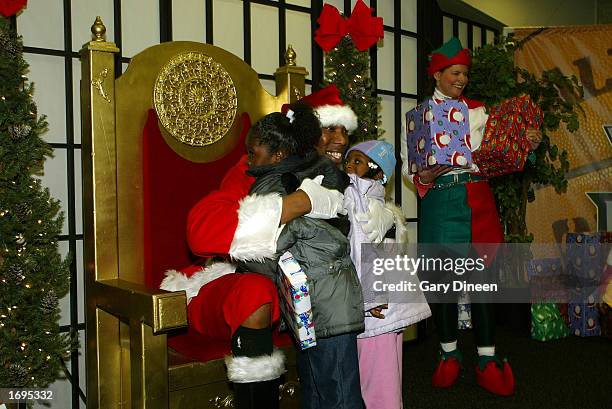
[{"x1": 344, "y1": 140, "x2": 431, "y2": 409}]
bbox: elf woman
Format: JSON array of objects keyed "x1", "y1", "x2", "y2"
[{"x1": 401, "y1": 37, "x2": 542, "y2": 396}]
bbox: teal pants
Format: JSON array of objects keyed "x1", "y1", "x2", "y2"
[{"x1": 420, "y1": 183, "x2": 495, "y2": 347}]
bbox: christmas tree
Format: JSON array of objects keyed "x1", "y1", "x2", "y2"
[
  {"x1": 323, "y1": 36, "x2": 383, "y2": 144},
  {"x1": 0, "y1": 17, "x2": 72, "y2": 388}
]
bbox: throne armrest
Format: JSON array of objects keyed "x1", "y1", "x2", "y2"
[{"x1": 93, "y1": 279, "x2": 188, "y2": 334}]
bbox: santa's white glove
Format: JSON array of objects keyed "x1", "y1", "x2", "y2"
[
  {"x1": 355, "y1": 200, "x2": 394, "y2": 243},
  {"x1": 298, "y1": 175, "x2": 347, "y2": 219}
]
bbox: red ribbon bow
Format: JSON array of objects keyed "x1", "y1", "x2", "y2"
[
  {"x1": 314, "y1": 0, "x2": 384, "y2": 52},
  {"x1": 0, "y1": 0, "x2": 27, "y2": 17}
]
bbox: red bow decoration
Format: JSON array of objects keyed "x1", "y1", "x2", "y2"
[
  {"x1": 0, "y1": 0, "x2": 27, "y2": 17},
  {"x1": 315, "y1": 0, "x2": 383, "y2": 52}
]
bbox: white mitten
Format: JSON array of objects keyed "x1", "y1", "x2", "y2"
[
  {"x1": 355, "y1": 200, "x2": 394, "y2": 243},
  {"x1": 298, "y1": 175, "x2": 347, "y2": 219}
]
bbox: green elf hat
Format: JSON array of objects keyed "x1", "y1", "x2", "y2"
[{"x1": 427, "y1": 37, "x2": 471, "y2": 76}]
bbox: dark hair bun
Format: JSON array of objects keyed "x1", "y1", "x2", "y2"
[
  {"x1": 250, "y1": 102, "x2": 322, "y2": 158},
  {"x1": 284, "y1": 102, "x2": 321, "y2": 154}
]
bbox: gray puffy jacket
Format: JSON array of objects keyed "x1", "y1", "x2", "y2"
[{"x1": 238, "y1": 153, "x2": 365, "y2": 338}]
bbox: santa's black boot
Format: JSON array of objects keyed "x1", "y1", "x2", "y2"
[
  {"x1": 227, "y1": 327, "x2": 285, "y2": 409},
  {"x1": 233, "y1": 378, "x2": 280, "y2": 409}
]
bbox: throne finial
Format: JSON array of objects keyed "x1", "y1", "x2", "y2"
[
  {"x1": 91, "y1": 16, "x2": 106, "y2": 42},
  {"x1": 285, "y1": 45, "x2": 297, "y2": 66}
]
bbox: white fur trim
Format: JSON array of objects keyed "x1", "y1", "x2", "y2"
[
  {"x1": 316, "y1": 104, "x2": 358, "y2": 133},
  {"x1": 385, "y1": 201, "x2": 408, "y2": 243},
  {"x1": 225, "y1": 349, "x2": 286, "y2": 383},
  {"x1": 160, "y1": 262, "x2": 236, "y2": 303},
  {"x1": 230, "y1": 193, "x2": 283, "y2": 262}
]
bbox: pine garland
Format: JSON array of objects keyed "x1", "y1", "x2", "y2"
[
  {"x1": 464, "y1": 36, "x2": 582, "y2": 242},
  {"x1": 0, "y1": 17, "x2": 72, "y2": 389},
  {"x1": 323, "y1": 36, "x2": 383, "y2": 143}
]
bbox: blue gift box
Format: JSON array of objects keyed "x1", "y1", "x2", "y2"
[
  {"x1": 405, "y1": 98, "x2": 472, "y2": 174},
  {"x1": 566, "y1": 233, "x2": 605, "y2": 281},
  {"x1": 527, "y1": 258, "x2": 562, "y2": 279},
  {"x1": 568, "y1": 293, "x2": 601, "y2": 337}
]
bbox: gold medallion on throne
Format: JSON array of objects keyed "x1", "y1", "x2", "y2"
[{"x1": 154, "y1": 52, "x2": 238, "y2": 147}]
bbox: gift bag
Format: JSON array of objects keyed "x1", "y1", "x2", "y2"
[
  {"x1": 473, "y1": 95, "x2": 542, "y2": 177},
  {"x1": 405, "y1": 98, "x2": 472, "y2": 174},
  {"x1": 278, "y1": 251, "x2": 317, "y2": 349}
]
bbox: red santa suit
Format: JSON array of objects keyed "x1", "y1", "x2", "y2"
[
  {"x1": 160, "y1": 154, "x2": 289, "y2": 385},
  {"x1": 161, "y1": 84, "x2": 364, "y2": 392},
  {"x1": 161, "y1": 155, "x2": 283, "y2": 346}
]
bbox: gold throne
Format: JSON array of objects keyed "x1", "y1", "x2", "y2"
[{"x1": 80, "y1": 17, "x2": 306, "y2": 409}]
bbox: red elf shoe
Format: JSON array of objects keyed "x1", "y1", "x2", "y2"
[
  {"x1": 432, "y1": 349, "x2": 462, "y2": 388},
  {"x1": 475, "y1": 356, "x2": 515, "y2": 396}
]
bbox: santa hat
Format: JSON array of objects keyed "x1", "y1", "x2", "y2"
[
  {"x1": 427, "y1": 37, "x2": 471, "y2": 77},
  {"x1": 282, "y1": 85, "x2": 358, "y2": 133},
  {"x1": 346, "y1": 140, "x2": 396, "y2": 182}
]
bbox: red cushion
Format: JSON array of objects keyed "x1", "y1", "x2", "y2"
[
  {"x1": 142, "y1": 109, "x2": 264, "y2": 362},
  {"x1": 168, "y1": 329, "x2": 295, "y2": 363},
  {"x1": 142, "y1": 110, "x2": 250, "y2": 288}
]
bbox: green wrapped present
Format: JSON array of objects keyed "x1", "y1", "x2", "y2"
[{"x1": 531, "y1": 303, "x2": 570, "y2": 341}]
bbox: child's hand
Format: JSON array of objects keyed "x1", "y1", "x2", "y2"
[{"x1": 368, "y1": 304, "x2": 388, "y2": 319}]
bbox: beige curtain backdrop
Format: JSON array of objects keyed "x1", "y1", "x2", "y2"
[{"x1": 512, "y1": 25, "x2": 612, "y2": 248}]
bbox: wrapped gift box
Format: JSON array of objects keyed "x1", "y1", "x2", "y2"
[
  {"x1": 457, "y1": 291, "x2": 472, "y2": 329},
  {"x1": 278, "y1": 251, "x2": 317, "y2": 349},
  {"x1": 528, "y1": 258, "x2": 562, "y2": 279},
  {"x1": 568, "y1": 293, "x2": 601, "y2": 337},
  {"x1": 598, "y1": 258, "x2": 612, "y2": 338},
  {"x1": 566, "y1": 233, "x2": 605, "y2": 281},
  {"x1": 530, "y1": 277, "x2": 568, "y2": 303},
  {"x1": 568, "y1": 278, "x2": 600, "y2": 304},
  {"x1": 527, "y1": 258, "x2": 568, "y2": 303},
  {"x1": 473, "y1": 95, "x2": 542, "y2": 177},
  {"x1": 530, "y1": 303, "x2": 570, "y2": 341},
  {"x1": 405, "y1": 98, "x2": 472, "y2": 174},
  {"x1": 557, "y1": 303, "x2": 570, "y2": 326}
]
